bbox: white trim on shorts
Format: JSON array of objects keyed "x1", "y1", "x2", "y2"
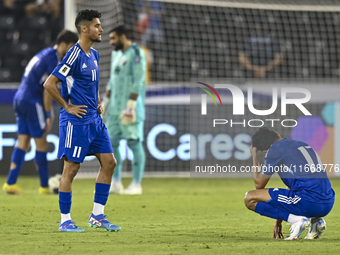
[
  {"x1": 35, "y1": 102, "x2": 46, "y2": 130},
  {"x1": 277, "y1": 194, "x2": 301, "y2": 204},
  {"x1": 65, "y1": 121, "x2": 73, "y2": 148}
]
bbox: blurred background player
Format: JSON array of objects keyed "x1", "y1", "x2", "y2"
[
  {"x1": 25, "y1": 0, "x2": 64, "y2": 41},
  {"x1": 2, "y1": 29, "x2": 78, "y2": 195},
  {"x1": 244, "y1": 127, "x2": 335, "y2": 240},
  {"x1": 238, "y1": 23, "x2": 283, "y2": 78},
  {"x1": 25, "y1": 0, "x2": 62, "y2": 19},
  {"x1": 136, "y1": 0, "x2": 165, "y2": 47},
  {"x1": 44, "y1": 9, "x2": 121, "y2": 232},
  {"x1": 102, "y1": 25, "x2": 146, "y2": 195}
]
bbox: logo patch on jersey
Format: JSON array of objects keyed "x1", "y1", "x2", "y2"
[
  {"x1": 82, "y1": 63, "x2": 87, "y2": 68},
  {"x1": 59, "y1": 64, "x2": 71, "y2": 76},
  {"x1": 94, "y1": 60, "x2": 98, "y2": 67},
  {"x1": 115, "y1": 66, "x2": 121, "y2": 74},
  {"x1": 134, "y1": 56, "x2": 141, "y2": 64},
  {"x1": 273, "y1": 188, "x2": 279, "y2": 191}
]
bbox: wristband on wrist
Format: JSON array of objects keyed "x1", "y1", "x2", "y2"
[{"x1": 45, "y1": 111, "x2": 51, "y2": 118}]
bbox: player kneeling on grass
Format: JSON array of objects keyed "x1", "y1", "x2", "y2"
[{"x1": 244, "y1": 127, "x2": 335, "y2": 240}]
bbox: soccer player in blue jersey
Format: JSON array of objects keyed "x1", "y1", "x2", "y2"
[
  {"x1": 244, "y1": 127, "x2": 335, "y2": 240},
  {"x1": 2, "y1": 30, "x2": 78, "y2": 195},
  {"x1": 102, "y1": 25, "x2": 146, "y2": 195},
  {"x1": 43, "y1": 9, "x2": 121, "y2": 232}
]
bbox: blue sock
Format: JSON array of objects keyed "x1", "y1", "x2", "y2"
[
  {"x1": 94, "y1": 183, "x2": 110, "y2": 206},
  {"x1": 59, "y1": 191, "x2": 72, "y2": 214},
  {"x1": 35, "y1": 151, "x2": 48, "y2": 188},
  {"x1": 7, "y1": 148, "x2": 26, "y2": 185},
  {"x1": 255, "y1": 202, "x2": 290, "y2": 221}
]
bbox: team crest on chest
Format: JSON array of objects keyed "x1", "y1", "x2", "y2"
[{"x1": 94, "y1": 60, "x2": 98, "y2": 67}]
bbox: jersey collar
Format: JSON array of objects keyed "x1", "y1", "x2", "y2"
[
  {"x1": 77, "y1": 43, "x2": 91, "y2": 58},
  {"x1": 123, "y1": 42, "x2": 136, "y2": 54}
]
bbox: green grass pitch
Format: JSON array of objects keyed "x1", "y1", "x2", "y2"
[{"x1": 1, "y1": 177, "x2": 340, "y2": 255}]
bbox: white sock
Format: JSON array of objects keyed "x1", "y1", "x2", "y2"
[
  {"x1": 61, "y1": 213, "x2": 71, "y2": 224},
  {"x1": 287, "y1": 214, "x2": 304, "y2": 224},
  {"x1": 92, "y1": 202, "x2": 104, "y2": 216}
]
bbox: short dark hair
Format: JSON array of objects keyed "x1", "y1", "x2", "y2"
[
  {"x1": 252, "y1": 127, "x2": 280, "y2": 151},
  {"x1": 56, "y1": 30, "x2": 78, "y2": 45},
  {"x1": 75, "y1": 9, "x2": 102, "y2": 34},
  {"x1": 109, "y1": 25, "x2": 131, "y2": 39}
]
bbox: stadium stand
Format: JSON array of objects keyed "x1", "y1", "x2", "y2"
[
  {"x1": 0, "y1": 0, "x2": 64, "y2": 83},
  {"x1": 1, "y1": 0, "x2": 340, "y2": 83}
]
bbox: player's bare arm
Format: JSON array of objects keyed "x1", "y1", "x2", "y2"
[
  {"x1": 265, "y1": 53, "x2": 283, "y2": 72},
  {"x1": 272, "y1": 219, "x2": 284, "y2": 239},
  {"x1": 97, "y1": 91, "x2": 103, "y2": 114},
  {"x1": 271, "y1": 185, "x2": 291, "y2": 238},
  {"x1": 244, "y1": 145, "x2": 272, "y2": 215},
  {"x1": 239, "y1": 53, "x2": 267, "y2": 77},
  {"x1": 43, "y1": 74, "x2": 87, "y2": 118},
  {"x1": 238, "y1": 53, "x2": 254, "y2": 71},
  {"x1": 250, "y1": 145, "x2": 270, "y2": 189},
  {"x1": 43, "y1": 89, "x2": 54, "y2": 136}
]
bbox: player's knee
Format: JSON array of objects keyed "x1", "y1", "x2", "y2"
[
  {"x1": 17, "y1": 142, "x2": 30, "y2": 152},
  {"x1": 112, "y1": 156, "x2": 117, "y2": 170},
  {"x1": 64, "y1": 164, "x2": 80, "y2": 180},
  {"x1": 106, "y1": 155, "x2": 117, "y2": 173},
  {"x1": 17, "y1": 136, "x2": 31, "y2": 152},
  {"x1": 35, "y1": 139, "x2": 48, "y2": 151},
  {"x1": 244, "y1": 191, "x2": 255, "y2": 210},
  {"x1": 244, "y1": 191, "x2": 250, "y2": 207}
]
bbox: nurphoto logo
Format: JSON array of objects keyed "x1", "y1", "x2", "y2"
[{"x1": 197, "y1": 83, "x2": 312, "y2": 128}]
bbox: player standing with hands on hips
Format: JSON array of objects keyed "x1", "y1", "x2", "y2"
[
  {"x1": 102, "y1": 25, "x2": 146, "y2": 195},
  {"x1": 44, "y1": 9, "x2": 121, "y2": 232},
  {"x1": 3, "y1": 30, "x2": 78, "y2": 195}
]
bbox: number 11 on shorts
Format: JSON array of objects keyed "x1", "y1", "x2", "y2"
[{"x1": 73, "y1": 146, "x2": 82, "y2": 158}]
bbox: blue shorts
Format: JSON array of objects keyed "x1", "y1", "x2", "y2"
[
  {"x1": 14, "y1": 99, "x2": 46, "y2": 138},
  {"x1": 267, "y1": 188, "x2": 334, "y2": 218},
  {"x1": 58, "y1": 118, "x2": 113, "y2": 163}
]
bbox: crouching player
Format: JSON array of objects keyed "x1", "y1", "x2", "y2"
[{"x1": 244, "y1": 127, "x2": 335, "y2": 240}]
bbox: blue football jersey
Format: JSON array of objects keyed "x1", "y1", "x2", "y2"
[
  {"x1": 51, "y1": 43, "x2": 100, "y2": 126},
  {"x1": 15, "y1": 47, "x2": 59, "y2": 102},
  {"x1": 262, "y1": 138, "x2": 335, "y2": 203}
]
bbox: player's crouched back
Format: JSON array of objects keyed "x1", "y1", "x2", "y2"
[{"x1": 244, "y1": 127, "x2": 334, "y2": 240}]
